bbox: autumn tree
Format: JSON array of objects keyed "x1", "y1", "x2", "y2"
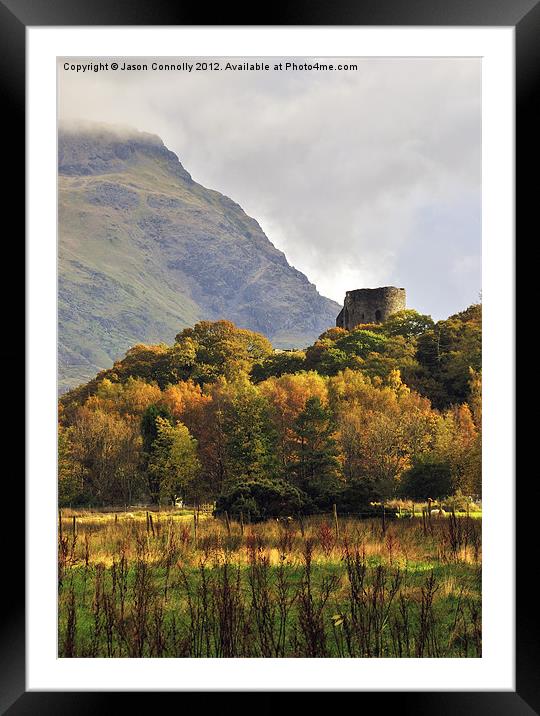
[
  {"x1": 57, "y1": 307, "x2": 482, "y2": 510},
  {"x1": 431, "y1": 403, "x2": 479, "y2": 495},
  {"x1": 86, "y1": 377, "x2": 162, "y2": 417},
  {"x1": 175, "y1": 320, "x2": 273, "y2": 384},
  {"x1": 70, "y1": 407, "x2": 142, "y2": 505},
  {"x1": 330, "y1": 369, "x2": 436, "y2": 499},
  {"x1": 259, "y1": 371, "x2": 328, "y2": 472}
]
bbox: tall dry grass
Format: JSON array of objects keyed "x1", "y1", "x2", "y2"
[{"x1": 58, "y1": 510, "x2": 481, "y2": 658}]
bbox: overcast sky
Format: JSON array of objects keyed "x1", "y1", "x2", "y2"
[{"x1": 59, "y1": 57, "x2": 481, "y2": 319}]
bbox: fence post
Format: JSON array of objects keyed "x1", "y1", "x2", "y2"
[
  {"x1": 381, "y1": 503, "x2": 386, "y2": 534},
  {"x1": 333, "y1": 504, "x2": 339, "y2": 540},
  {"x1": 240, "y1": 511, "x2": 244, "y2": 536},
  {"x1": 72, "y1": 515, "x2": 76, "y2": 537},
  {"x1": 225, "y1": 511, "x2": 231, "y2": 537},
  {"x1": 59, "y1": 509, "x2": 63, "y2": 541}
]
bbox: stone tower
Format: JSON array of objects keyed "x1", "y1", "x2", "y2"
[{"x1": 336, "y1": 287, "x2": 406, "y2": 330}]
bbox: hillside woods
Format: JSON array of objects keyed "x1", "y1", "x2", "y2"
[{"x1": 58, "y1": 305, "x2": 481, "y2": 516}]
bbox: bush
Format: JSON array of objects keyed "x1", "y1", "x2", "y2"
[
  {"x1": 400, "y1": 460, "x2": 454, "y2": 501},
  {"x1": 215, "y1": 478, "x2": 309, "y2": 521},
  {"x1": 334, "y1": 478, "x2": 382, "y2": 513},
  {"x1": 441, "y1": 492, "x2": 480, "y2": 513},
  {"x1": 356, "y1": 504, "x2": 399, "y2": 520}
]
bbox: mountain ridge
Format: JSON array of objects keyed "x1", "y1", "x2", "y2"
[{"x1": 58, "y1": 123, "x2": 340, "y2": 392}]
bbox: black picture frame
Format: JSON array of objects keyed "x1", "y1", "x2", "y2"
[{"x1": 6, "y1": 0, "x2": 530, "y2": 711}]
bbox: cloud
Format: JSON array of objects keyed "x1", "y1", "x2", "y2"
[{"x1": 58, "y1": 57, "x2": 481, "y2": 319}]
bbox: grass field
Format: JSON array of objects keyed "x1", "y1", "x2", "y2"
[{"x1": 58, "y1": 507, "x2": 481, "y2": 658}]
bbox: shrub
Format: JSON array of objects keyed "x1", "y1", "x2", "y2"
[
  {"x1": 335, "y1": 478, "x2": 381, "y2": 513},
  {"x1": 400, "y1": 459, "x2": 454, "y2": 501},
  {"x1": 215, "y1": 478, "x2": 309, "y2": 521},
  {"x1": 441, "y1": 491, "x2": 480, "y2": 513}
]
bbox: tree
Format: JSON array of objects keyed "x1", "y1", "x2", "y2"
[
  {"x1": 159, "y1": 380, "x2": 210, "y2": 422},
  {"x1": 259, "y1": 371, "x2": 327, "y2": 471},
  {"x1": 289, "y1": 396, "x2": 341, "y2": 508},
  {"x1": 86, "y1": 377, "x2": 162, "y2": 417},
  {"x1": 58, "y1": 426, "x2": 84, "y2": 506},
  {"x1": 431, "y1": 403, "x2": 479, "y2": 495},
  {"x1": 221, "y1": 379, "x2": 278, "y2": 485},
  {"x1": 330, "y1": 369, "x2": 436, "y2": 499},
  {"x1": 175, "y1": 320, "x2": 273, "y2": 384},
  {"x1": 141, "y1": 404, "x2": 174, "y2": 454},
  {"x1": 110, "y1": 344, "x2": 173, "y2": 387},
  {"x1": 147, "y1": 417, "x2": 201, "y2": 504},
  {"x1": 141, "y1": 404, "x2": 174, "y2": 501},
  {"x1": 317, "y1": 327, "x2": 349, "y2": 342},
  {"x1": 333, "y1": 328, "x2": 388, "y2": 357},
  {"x1": 58, "y1": 307, "x2": 481, "y2": 510},
  {"x1": 251, "y1": 350, "x2": 306, "y2": 382},
  {"x1": 381, "y1": 309, "x2": 434, "y2": 339},
  {"x1": 71, "y1": 407, "x2": 142, "y2": 505},
  {"x1": 304, "y1": 329, "x2": 389, "y2": 377},
  {"x1": 415, "y1": 306, "x2": 481, "y2": 408}
]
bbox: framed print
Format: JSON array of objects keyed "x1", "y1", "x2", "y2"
[{"x1": 5, "y1": 0, "x2": 532, "y2": 709}]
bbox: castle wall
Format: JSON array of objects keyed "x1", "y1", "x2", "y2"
[{"x1": 336, "y1": 287, "x2": 406, "y2": 330}]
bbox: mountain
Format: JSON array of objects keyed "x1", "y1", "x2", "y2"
[{"x1": 58, "y1": 123, "x2": 340, "y2": 392}]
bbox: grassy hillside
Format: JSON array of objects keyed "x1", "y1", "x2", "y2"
[{"x1": 58, "y1": 123, "x2": 340, "y2": 392}]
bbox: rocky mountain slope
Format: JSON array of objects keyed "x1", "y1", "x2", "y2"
[{"x1": 58, "y1": 123, "x2": 340, "y2": 391}]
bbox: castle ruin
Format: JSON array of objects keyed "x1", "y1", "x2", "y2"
[{"x1": 336, "y1": 287, "x2": 406, "y2": 330}]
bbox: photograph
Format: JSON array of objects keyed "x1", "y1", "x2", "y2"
[
  {"x1": 56, "y1": 55, "x2": 483, "y2": 659},
  {"x1": 7, "y1": 2, "x2": 527, "y2": 703}
]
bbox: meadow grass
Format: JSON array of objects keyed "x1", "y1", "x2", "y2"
[{"x1": 58, "y1": 510, "x2": 481, "y2": 658}]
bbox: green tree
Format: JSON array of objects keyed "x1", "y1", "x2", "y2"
[
  {"x1": 251, "y1": 350, "x2": 306, "y2": 382},
  {"x1": 141, "y1": 404, "x2": 174, "y2": 501},
  {"x1": 148, "y1": 417, "x2": 201, "y2": 504},
  {"x1": 334, "y1": 328, "x2": 388, "y2": 357},
  {"x1": 222, "y1": 380, "x2": 277, "y2": 485},
  {"x1": 381, "y1": 309, "x2": 434, "y2": 339},
  {"x1": 141, "y1": 404, "x2": 174, "y2": 454},
  {"x1": 415, "y1": 305, "x2": 481, "y2": 408},
  {"x1": 289, "y1": 396, "x2": 341, "y2": 507},
  {"x1": 58, "y1": 426, "x2": 84, "y2": 506}
]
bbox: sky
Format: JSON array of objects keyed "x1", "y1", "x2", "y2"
[{"x1": 58, "y1": 57, "x2": 481, "y2": 319}]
